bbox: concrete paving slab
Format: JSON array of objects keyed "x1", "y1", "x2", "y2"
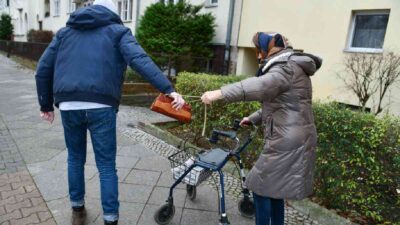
[
  {"x1": 180, "y1": 208, "x2": 220, "y2": 225},
  {"x1": 118, "y1": 144, "x2": 157, "y2": 158},
  {"x1": 119, "y1": 183, "x2": 153, "y2": 204},
  {"x1": 124, "y1": 169, "x2": 161, "y2": 186},
  {"x1": 117, "y1": 168, "x2": 132, "y2": 182},
  {"x1": 33, "y1": 164, "x2": 98, "y2": 201},
  {"x1": 156, "y1": 170, "x2": 186, "y2": 190},
  {"x1": 134, "y1": 155, "x2": 171, "y2": 172}
]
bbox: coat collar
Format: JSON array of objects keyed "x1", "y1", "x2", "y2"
[{"x1": 262, "y1": 49, "x2": 293, "y2": 73}]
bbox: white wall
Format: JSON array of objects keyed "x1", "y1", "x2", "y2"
[
  {"x1": 189, "y1": 0, "x2": 230, "y2": 45},
  {"x1": 9, "y1": 0, "x2": 29, "y2": 41},
  {"x1": 120, "y1": 0, "x2": 159, "y2": 33},
  {"x1": 42, "y1": 0, "x2": 74, "y2": 34}
]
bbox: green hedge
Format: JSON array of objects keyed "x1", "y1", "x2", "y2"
[
  {"x1": 27, "y1": 29, "x2": 54, "y2": 43},
  {"x1": 176, "y1": 72, "x2": 400, "y2": 224}
]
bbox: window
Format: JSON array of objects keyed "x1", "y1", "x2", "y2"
[
  {"x1": 53, "y1": 0, "x2": 60, "y2": 16},
  {"x1": 44, "y1": 0, "x2": 50, "y2": 17},
  {"x1": 18, "y1": 9, "x2": 23, "y2": 34},
  {"x1": 205, "y1": 0, "x2": 218, "y2": 8},
  {"x1": 347, "y1": 10, "x2": 390, "y2": 52},
  {"x1": 68, "y1": 0, "x2": 76, "y2": 13},
  {"x1": 83, "y1": 1, "x2": 93, "y2": 7},
  {"x1": 117, "y1": 0, "x2": 132, "y2": 21}
]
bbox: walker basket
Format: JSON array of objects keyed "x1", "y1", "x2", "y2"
[{"x1": 168, "y1": 150, "x2": 212, "y2": 186}]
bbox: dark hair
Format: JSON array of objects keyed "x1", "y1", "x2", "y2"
[{"x1": 274, "y1": 34, "x2": 285, "y2": 48}]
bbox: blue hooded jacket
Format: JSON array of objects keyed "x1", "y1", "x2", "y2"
[{"x1": 35, "y1": 5, "x2": 174, "y2": 112}]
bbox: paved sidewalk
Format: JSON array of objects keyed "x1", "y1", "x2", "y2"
[
  {"x1": 0, "y1": 69, "x2": 56, "y2": 223},
  {"x1": 0, "y1": 54, "x2": 319, "y2": 225}
]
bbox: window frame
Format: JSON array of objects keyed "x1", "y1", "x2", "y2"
[
  {"x1": 68, "y1": 0, "x2": 76, "y2": 14},
  {"x1": 117, "y1": 0, "x2": 132, "y2": 22},
  {"x1": 53, "y1": 0, "x2": 60, "y2": 17},
  {"x1": 345, "y1": 10, "x2": 390, "y2": 54}
]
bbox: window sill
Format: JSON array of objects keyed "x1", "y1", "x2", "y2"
[
  {"x1": 14, "y1": 34, "x2": 25, "y2": 37},
  {"x1": 53, "y1": 15, "x2": 60, "y2": 17},
  {"x1": 122, "y1": 20, "x2": 132, "y2": 23},
  {"x1": 205, "y1": 4, "x2": 218, "y2": 8},
  {"x1": 343, "y1": 48, "x2": 383, "y2": 54}
]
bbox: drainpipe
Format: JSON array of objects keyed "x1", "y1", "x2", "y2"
[
  {"x1": 135, "y1": 0, "x2": 141, "y2": 34},
  {"x1": 224, "y1": 0, "x2": 235, "y2": 75},
  {"x1": 8, "y1": 0, "x2": 11, "y2": 15}
]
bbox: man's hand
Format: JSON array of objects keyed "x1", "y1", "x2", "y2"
[
  {"x1": 40, "y1": 111, "x2": 55, "y2": 124},
  {"x1": 168, "y1": 92, "x2": 185, "y2": 110},
  {"x1": 201, "y1": 90, "x2": 223, "y2": 105}
]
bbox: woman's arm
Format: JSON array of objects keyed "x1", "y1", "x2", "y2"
[
  {"x1": 201, "y1": 69, "x2": 291, "y2": 104},
  {"x1": 221, "y1": 70, "x2": 291, "y2": 103},
  {"x1": 248, "y1": 109, "x2": 262, "y2": 125}
]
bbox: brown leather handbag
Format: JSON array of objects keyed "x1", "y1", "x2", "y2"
[{"x1": 150, "y1": 94, "x2": 192, "y2": 123}]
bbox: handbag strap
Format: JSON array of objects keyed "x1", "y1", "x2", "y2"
[
  {"x1": 182, "y1": 95, "x2": 208, "y2": 136},
  {"x1": 202, "y1": 104, "x2": 207, "y2": 137}
]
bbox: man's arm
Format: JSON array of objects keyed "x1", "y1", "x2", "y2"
[
  {"x1": 35, "y1": 33, "x2": 62, "y2": 112},
  {"x1": 118, "y1": 29, "x2": 175, "y2": 94}
]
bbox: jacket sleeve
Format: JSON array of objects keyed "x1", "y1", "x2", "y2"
[
  {"x1": 220, "y1": 68, "x2": 291, "y2": 103},
  {"x1": 118, "y1": 29, "x2": 175, "y2": 94},
  {"x1": 35, "y1": 32, "x2": 62, "y2": 112},
  {"x1": 248, "y1": 109, "x2": 262, "y2": 125}
]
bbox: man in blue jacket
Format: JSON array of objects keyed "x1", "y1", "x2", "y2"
[{"x1": 35, "y1": 1, "x2": 185, "y2": 224}]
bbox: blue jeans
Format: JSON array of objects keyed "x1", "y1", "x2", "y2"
[
  {"x1": 61, "y1": 108, "x2": 119, "y2": 222},
  {"x1": 253, "y1": 193, "x2": 284, "y2": 225}
]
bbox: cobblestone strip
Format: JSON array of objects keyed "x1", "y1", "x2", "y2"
[
  {"x1": 0, "y1": 117, "x2": 57, "y2": 225},
  {"x1": 119, "y1": 126, "x2": 321, "y2": 225}
]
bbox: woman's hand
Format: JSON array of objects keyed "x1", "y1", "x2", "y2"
[
  {"x1": 168, "y1": 92, "x2": 185, "y2": 110},
  {"x1": 240, "y1": 117, "x2": 252, "y2": 127},
  {"x1": 201, "y1": 90, "x2": 223, "y2": 104}
]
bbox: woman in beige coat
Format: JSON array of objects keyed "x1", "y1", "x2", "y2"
[{"x1": 201, "y1": 32, "x2": 322, "y2": 225}]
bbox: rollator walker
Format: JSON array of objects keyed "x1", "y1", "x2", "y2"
[{"x1": 154, "y1": 119, "x2": 257, "y2": 225}]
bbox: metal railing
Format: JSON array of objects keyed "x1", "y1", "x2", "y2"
[
  {"x1": 0, "y1": 40, "x2": 49, "y2": 61},
  {"x1": 0, "y1": 40, "x2": 225, "y2": 74}
]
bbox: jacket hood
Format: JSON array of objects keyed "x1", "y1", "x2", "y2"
[
  {"x1": 290, "y1": 53, "x2": 322, "y2": 76},
  {"x1": 67, "y1": 5, "x2": 122, "y2": 30}
]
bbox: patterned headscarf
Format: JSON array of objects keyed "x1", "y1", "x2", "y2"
[{"x1": 252, "y1": 32, "x2": 292, "y2": 56}]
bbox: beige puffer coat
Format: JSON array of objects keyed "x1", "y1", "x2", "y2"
[{"x1": 221, "y1": 49, "x2": 322, "y2": 200}]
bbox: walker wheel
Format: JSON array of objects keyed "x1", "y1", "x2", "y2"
[
  {"x1": 238, "y1": 196, "x2": 255, "y2": 218},
  {"x1": 154, "y1": 203, "x2": 175, "y2": 225},
  {"x1": 186, "y1": 184, "x2": 197, "y2": 200}
]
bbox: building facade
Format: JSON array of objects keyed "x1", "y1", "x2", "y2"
[
  {"x1": 1, "y1": 0, "x2": 236, "y2": 45},
  {"x1": 235, "y1": 0, "x2": 400, "y2": 115}
]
